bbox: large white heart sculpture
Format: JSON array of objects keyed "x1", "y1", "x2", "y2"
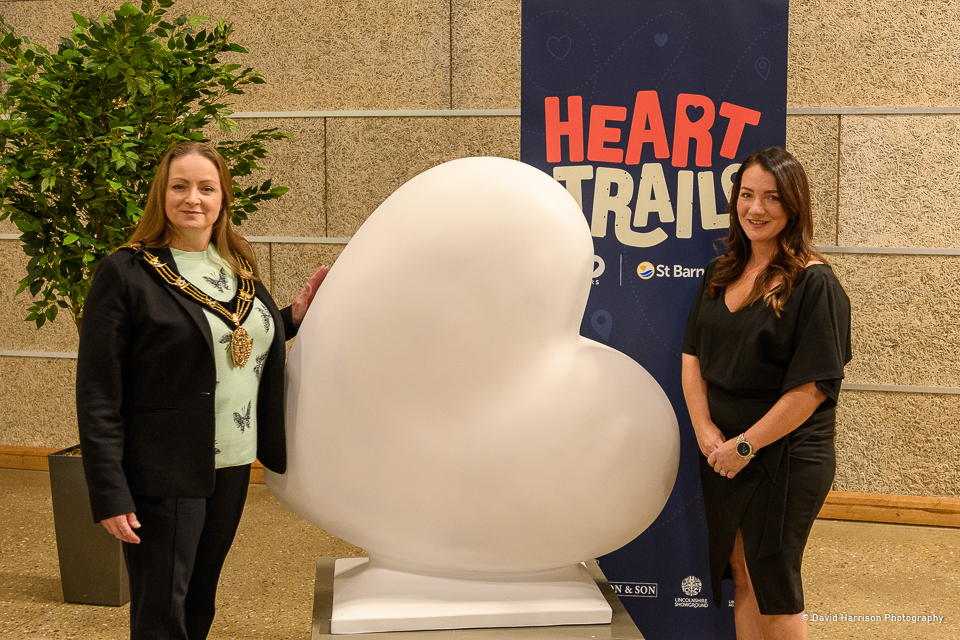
[{"x1": 266, "y1": 157, "x2": 679, "y2": 633}]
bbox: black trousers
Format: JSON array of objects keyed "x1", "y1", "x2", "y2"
[{"x1": 123, "y1": 464, "x2": 251, "y2": 640}]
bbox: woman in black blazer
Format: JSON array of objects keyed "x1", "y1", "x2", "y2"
[{"x1": 77, "y1": 142, "x2": 326, "y2": 639}]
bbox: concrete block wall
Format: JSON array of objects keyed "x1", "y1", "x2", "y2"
[{"x1": 0, "y1": 0, "x2": 956, "y2": 498}]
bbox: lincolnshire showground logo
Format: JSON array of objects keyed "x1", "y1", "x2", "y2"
[
  {"x1": 637, "y1": 261, "x2": 655, "y2": 279},
  {"x1": 681, "y1": 576, "x2": 702, "y2": 596}
]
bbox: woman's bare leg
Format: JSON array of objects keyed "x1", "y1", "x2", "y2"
[
  {"x1": 758, "y1": 612, "x2": 807, "y2": 640},
  {"x1": 730, "y1": 529, "x2": 764, "y2": 640}
]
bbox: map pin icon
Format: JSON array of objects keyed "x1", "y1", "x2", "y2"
[
  {"x1": 591, "y1": 310, "x2": 613, "y2": 341},
  {"x1": 755, "y1": 57, "x2": 770, "y2": 80}
]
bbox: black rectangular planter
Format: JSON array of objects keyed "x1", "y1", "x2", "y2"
[{"x1": 48, "y1": 445, "x2": 130, "y2": 606}]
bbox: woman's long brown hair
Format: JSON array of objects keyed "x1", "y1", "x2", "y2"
[
  {"x1": 707, "y1": 147, "x2": 823, "y2": 315},
  {"x1": 125, "y1": 142, "x2": 261, "y2": 280}
]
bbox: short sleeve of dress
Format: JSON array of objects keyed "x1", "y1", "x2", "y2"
[
  {"x1": 682, "y1": 259, "x2": 718, "y2": 357},
  {"x1": 780, "y1": 266, "x2": 852, "y2": 404}
]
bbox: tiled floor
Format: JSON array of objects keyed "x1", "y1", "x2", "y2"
[{"x1": 1, "y1": 468, "x2": 957, "y2": 639}]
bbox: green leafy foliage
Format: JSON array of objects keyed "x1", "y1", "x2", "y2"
[{"x1": 0, "y1": 0, "x2": 292, "y2": 332}]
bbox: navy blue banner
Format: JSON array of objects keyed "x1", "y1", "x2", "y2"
[{"x1": 521, "y1": 1, "x2": 789, "y2": 638}]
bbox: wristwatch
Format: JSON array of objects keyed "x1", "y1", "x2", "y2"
[{"x1": 736, "y1": 434, "x2": 756, "y2": 460}]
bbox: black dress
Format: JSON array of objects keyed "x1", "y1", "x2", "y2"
[{"x1": 682, "y1": 258, "x2": 852, "y2": 615}]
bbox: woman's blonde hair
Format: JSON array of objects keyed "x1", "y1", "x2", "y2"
[{"x1": 126, "y1": 141, "x2": 260, "y2": 279}]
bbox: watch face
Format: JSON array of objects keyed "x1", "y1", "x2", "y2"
[{"x1": 737, "y1": 442, "x2": 751, "y2": 457}]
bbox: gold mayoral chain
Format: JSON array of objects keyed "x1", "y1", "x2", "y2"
[{"x1": 136, "y1": 243, "x2": 257, "y2": 367}]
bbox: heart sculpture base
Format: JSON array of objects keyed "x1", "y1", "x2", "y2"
[{"x1": 329, "y1": 558, "x2": 612, "y2": 635}]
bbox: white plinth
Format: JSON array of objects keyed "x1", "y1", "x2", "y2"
[{"x1": 330, "y1": 558, "x2": 612, "y2": 635}]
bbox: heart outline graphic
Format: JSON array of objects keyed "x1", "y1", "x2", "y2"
[{"x1": 547, "y1": 35, "x2": 572, "y2": 60}]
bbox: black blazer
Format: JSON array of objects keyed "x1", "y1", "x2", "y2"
[{"x1": 77, "y1": 246, "x2": 295, "y2": 523}]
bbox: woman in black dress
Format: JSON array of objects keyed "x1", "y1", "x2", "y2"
[{"x1": 681, "y1": 147, "x2": 851, "y2": 639}]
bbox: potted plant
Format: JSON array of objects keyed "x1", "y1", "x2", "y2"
[{"x1": 0, "y1": 0, "x2": 291, "y2": 605}]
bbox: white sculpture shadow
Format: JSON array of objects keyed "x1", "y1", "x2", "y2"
[{"x1": 267, "y1": 157, "x2": 679, "y2": 634}]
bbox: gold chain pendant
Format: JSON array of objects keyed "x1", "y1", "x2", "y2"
[
  {"x1": 231, "y1": 326, "x2": 253, "y2": 367},
  {"x1": 138, "y1": 244, "x2": 257, "y2": 368}
]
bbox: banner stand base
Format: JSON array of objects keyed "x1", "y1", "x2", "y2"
[{"x1": 312, "y1": 557, "x2": 644, "y2": 639}]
